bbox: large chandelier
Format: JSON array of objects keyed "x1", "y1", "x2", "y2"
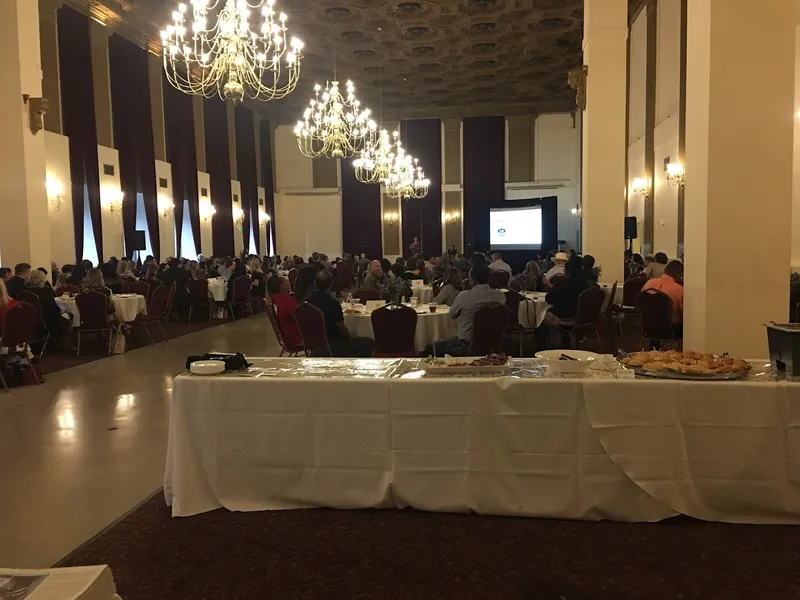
[
  {"x1": 384, "y1": 140, "x2": 429, "y2": 200},
  {"x1": 160, "y1": 0, "x2": 304, "y2": 104},
  {"x1": 294, "y1": 80, "x2": 377, "y2": 158},
  {"x1": 353, "y1": 129, "x2": 396, "y2": 184}
]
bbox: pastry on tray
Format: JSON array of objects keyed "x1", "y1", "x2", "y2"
[{"x1": 620, "y1": 351, "x2": 749, "y2": 375}]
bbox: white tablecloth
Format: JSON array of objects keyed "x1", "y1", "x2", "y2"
[
  {"x1": 58, "y1": 294, "x2": 147, "y2": 326},
  {"x1": 515, "y1": 284, "x2": 623, "y2": 329},
  {"x1": 207, "y1": 279, "x2": 227, "y2": 302},
  {"x1": 411, "y1": 285, "x2": 433, "y2": 305},
  {"x1": 344, "y1": 305, "x2": 458, "y2": 351}
]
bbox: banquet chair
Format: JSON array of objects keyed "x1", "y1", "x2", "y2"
[
  {"x1": 563, "y1": 286, "x2": 606, "y2": 350},
  {"x1": 489, "y1": 270, "x2": 511, "y2": 289},
  {"x1": 353, "y1": 289, "x2": 382, "y2": 304},
  {"x1": 188, "y1": 279, "x2": 212, "y2": 324},
  {"x1": 371, "y1": 305, "x2": 418, "y2": 357},
  {"x1": 74, "y1": 291, "x2": 114, "y2": 356},
  {"x1": 121, "y1": 280, "x2": 132, "y2": 294},
  {"x1": 469, "y1": 303, "x2": 510, "y2": 355},
  {"x1": 0, "y1": 302, "x2": 41, "y2": 391},
  {"x1": 163, "y1": 282, "x2": 177, "y2": 321},
  {"x1": 637, "y1": 289, "x2": 681, "y2": 350},
  {"x1": 508, "y1": 278, "x2": 522, "y2": 292},
  {"x1": 55, "y1": 284, "x2": 80, "y2": 297},
  {"x1": 128, "y1": 281, "x2": 149, "y2": 298},
  {"x1": 502, "y1": 289, "x2": 530, "y2": 357},
  {"x1": 432, "y1": 278, "x2": 444, "y2": 297},
  {"x1": 227, "y1": 276, "x2": 254, "y2": 320},
  {"x1": 611, "y1": 277, "x2": 647, "y2": 336},
  {"x1": 602, "y1": 281, "x2": 619, "y2": 345},
  {"x1": 136, "y1": 284, "x2": 168, "y2": 345},
  {"x1": 288, "y1": 268, "x2": 299, "y2": 290},
  {"x1": 16, "y1": 290, "x2": 50, "y2": 357},
  {"x1": 266, "y1": 303, "x2": 304, "y2": 357},
  {"x1": 294, "y1": 302, "x2": 332, "y2": 357}
]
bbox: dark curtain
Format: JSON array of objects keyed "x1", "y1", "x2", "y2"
[
  {"x1": 204, "y1": 98, "x2": 234, "y2": 256},
  {"x1": 463, "y1": 116, "x2": 505, "y2": 254},
  {"x1": 109, "y1": 35, "x2": 160, "y2": 261},
  {"x1": 400, "y1": 119, "x2": 442, "y2": 256},
  {"x1": 259, "y1": 119, "x2": 276, "y2": 254},
  {"x1": 164, "y1": 74, "x2": 200, "y2": 259},
  {"x1": 341, "y1": 158, "x2": 382, "y2": 258},
  {"x1": 58, "y1": 7, "x2": 103, "y2": 263},
  {"x1": 234, "y1": 106, "x2": 258, "y2": 255}
]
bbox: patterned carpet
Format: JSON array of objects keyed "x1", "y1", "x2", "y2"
[{"x1": 58, "y1": 494, "x2": 800, "y2": 600}]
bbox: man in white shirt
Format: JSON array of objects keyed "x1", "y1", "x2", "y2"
[
  {"x1": 488, "y1": 253, "x2": 512, "y2": 274},
  {"x1": 545, "y1": 252, "x2": 568, "y2": 280}
]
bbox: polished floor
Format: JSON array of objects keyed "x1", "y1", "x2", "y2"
[{"x1": 0, "y1": 314, "x2": 281, "y2": 569}]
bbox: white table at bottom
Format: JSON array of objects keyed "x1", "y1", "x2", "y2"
[{"x1": 344, "y1": 305, "x2": 458, "y2": 351}]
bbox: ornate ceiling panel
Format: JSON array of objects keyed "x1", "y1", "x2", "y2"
[{"x1": 65, "y1": 0, "x2": 648, "y2": 122}]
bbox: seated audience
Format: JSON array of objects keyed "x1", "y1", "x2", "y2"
[
  {"x1": 545, "y1": 252, "x2": 568, "y2": 281},
  {"x1": 249, "y1": 257, "x2": 266, "y2": 298},
  {"x1": 394, "y1": 256, "x2": 406, "y2": 268},
  {"x1": 101, "y1": 262, "x2": 123, "y2": 293},
  {"x1": 6, "y1": 263, "x2": 31, "y2": 299},
  {"x1": 642, "y1": 259, "x2": 684, "y2": 337},
  {"x1": 453, "y1": 253, "x2": 471, "y2": 272},
  {"x1": 0, "y1": 279, "x2": 20, "y2": 333},
  {"x1": 0, "y1": 268, "x2": 11, "y2": 282},
  {"x1": 542, "y1": 257, "x2": 592, "y2": 328},
  {"x1": 56, "y1": 265, "x2": 74, "y2": 286},
  {"x1": 405, "y1": 258, "x2": 426, "y2": 280},
  {"x1": 80, "y1": 268, "x2": 115, "y2": 316},
  {"x1": 488, "y1": 253, "x2": 512, "y2": 274},
  {"x1": 66, "y1": 264, "x2": 87, "y2": 286},
  {"x1": 161, "y1": 258, "x2": 191, "y2": 314},
  {"x1": 219, "y1": 259, "x2": 235, "y2": 280},
  {"x1": 306, "y1": 271, "x2": 374, "y2": 357},
  {"x1": 118, "y1": 259, "x2": 138, "y2": 282},
  {"x1": 518, "y1": 261, "x2": 549, "y2": 292},
  {"x1": 362, "y1": 260, "x2": 385, "y2": 292},
  {"x1": 380, "y1": 258, "x2": 392, "y2": 277},
  {"x1": 626, "y1": 253, "x2": 646, "y2": 280},
  {"x1": 432, "y1": 268, "x2": 463, "y2": 306},
  {"x1": 582, "y1": 254, "x2": 598, "y2": 282},
  {"x1": 225, "y1": 262, "x2": 248, "y2": 301},
  {"x1": 425, "y1": 265, "x2": 506, "y2": 357},
  {"x1": 267, "y1": 276, "x2": 303, "y2": 349},
  {"x1": 25, "y1": 269, "x2": 67, "y2": 336},
  {"x1": 646, "y1": 252, "x2": 669, "y2": 279}
]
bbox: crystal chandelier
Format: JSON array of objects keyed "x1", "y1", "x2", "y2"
[
  {"x1": 383, "y1": 140, "x2": 429, "y2": 200},
  {"x1": 160, "y1": 0, "x2": 304, "y2": 104},
  {"x1": 294, "y1": 80, "x2": 377, "y2": 158},
  {"x1": 353, "y1": 129, "x2": 396, "y2": 184}
]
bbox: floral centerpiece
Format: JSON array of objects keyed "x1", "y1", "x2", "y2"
[{"x1": 380, "y1": 277, "x2": 410, "y2": 307}]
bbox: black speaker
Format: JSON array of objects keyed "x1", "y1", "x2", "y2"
[
  {"x1": 624, "y1": 216, "x2": 638, "y2": 240},
  {"x1": 131, "y1": 230, "x2": 147, "y2": 251}
]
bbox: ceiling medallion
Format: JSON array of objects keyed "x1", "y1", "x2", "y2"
[{"x1": 160, "y1": 0, "x2": 304, "y2": 104}]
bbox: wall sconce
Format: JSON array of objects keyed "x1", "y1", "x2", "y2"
[
  {"x1": 46, "y1": 176, "x2": 64, "y2": 210},
  {"x1": 258, "y1": 211, "x2": 271, "y2": 224},
  {"x1": 570, "y1": 205, "x2": 582, "y2": 217},
  {"x1": 665, "y1": 162, "x2": 685, "y2": 188},
  {"x1": 157, "y1": 195, "x2": 174, "y2": 217},
  {"x1": 232, "y1": 206, "x2": 245, "y2": 225},
  {"x1": 200, "y1": 202, "x2": 216, "y2": 222},
  {"x1": 444, "y1": 211, "x2": 460, "y2": 224},
  {"x1": 631, "y1": 177, "x2": 651, "y2": 198},
  {"x1": 101, "y1": 186, "x2": 124, "y2": 212},
  {"x1": 383, "y1": 211, "x2": 399, "y2": 225}
]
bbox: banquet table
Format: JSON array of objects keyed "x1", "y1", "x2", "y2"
[
  {"x1": 515, "y1": 283, "x2": 624, "y2": 329},
  {"x1": 58, "y1": 293, "x2": 147, "y2": 326},
  {"x1": 344, "y1": 304, "x2": 458, "y2": 351},
  {"x1": 411, "y1": 285, "x2": 433, "y2": 305},
  {"x1": 207, "y1": 278, "x2": 227, "y2": 302},
  {"x1": 164, "y1": 356, "x2": 800, "y2": 524}
]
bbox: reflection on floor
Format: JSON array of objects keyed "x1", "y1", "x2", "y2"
[{"x1": 0, "y1": 314, "x2": 281, "y2": 569}]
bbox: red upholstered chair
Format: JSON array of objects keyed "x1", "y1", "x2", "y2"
[
  {"x1": 565, "y1": 285, "x2": 607, "y2": 349},
  {"x1": 163, "y1": 282, "x2": 177, "y2": 320},
  {"x1": 489, "y1": 270, "x2": 511, "y2": 289},
  {"x1": 15, "y1": 291, "x2": 50, "y2": 357},
  {"x1": 611, "y1": 277, "x2": 647, "y2": 336},
  {"x1": 128, "y1": 281, "x2": 150, "y2": 298},
  {"x1": 188, "y1": 279, "x2": 212, "y2": 323},
  {"x1": 637, "y1": 289, "x2": 681, "y2": 350},
  {"x1": 55, "y1": 284, "x2": 80, "y2": 297},
  {"x1": 227, "y1": 276, "x2": 253, "y2": 319},
  {"x1": 121, "y1": 280, "x2": 132, "y2": 293},
  {"x1": 0, "y1": 302, "x2": 41, "y2": 391},
  {"x1": 469, "y1": 303, "x2": 510, "y2": 355},
  {"x1": 136, "y1": 284, "x2": 168, "y2": 345},
  {"x1": 371, "y1": 305, "x2": 418, "y2": 357},
  {"x1": 74, "y1": 291, "x2": 114, "y2": 356},
  {"x1": 294, "y1": 302, "x2": 332, "y2": 357},
  {"x1": 353, "y1": 289, "x2": 382, "y2": 304},
  {"x1": 602, "y1": 281, "x2": 619, "y2": 341},
  {"x1": 266, "y1": 303, "x2": 304, "y2": 357},
  {"x1": 502, "y1": 289, "x2": 531, "y2": 357}
]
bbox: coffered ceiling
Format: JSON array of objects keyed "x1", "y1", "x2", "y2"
[{"x1": 65, "y1": 0, "x2": 647, "y2": 122}]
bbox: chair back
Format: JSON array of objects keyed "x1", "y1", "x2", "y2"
[
  {"x1": 189, "y1": 279, "x2": 210, "y2": 303},
  {"x1": 266, "y1": 303, "x2": 303, "y2": 353},
  {"x1": 1, "y1": 302, "x2": 37, "y2": 348},
  {"x1": 147, "y1": 285, "x2": 168, "y2": 318},
  {"x1": 432, "y1": 279, "x2": 444, "y2": 297},
  {"x1": 128, "y1": 281, "x2": 150, "y2": 298},
  {"x1": 294, "y1": 302, "x2": 332, "y2": 356},
  {"x1": 15, "y1": 291, "x2": 46, "y2": 333},
  {"x1": 604, "y1": 281, "x2": 618, "y2": 315},
  {"x1": 335, "y1": 262, "x2": 353, "y2": 292},
  {"x1": 354, "y1": 289, "x2": 382, "y2": 304},
  {"x1": 549, "y1": 274, "x2": 565, "y2": 286},
  {"x1": 288, "y1": 268, "x2": 299, "y2": 289},
  {"x1": 371, "y1": 305, "x2": 418, "y2": 357},
  {"x1": 164, "y1": 282, "x2": 177, "y2": 315},
  {"x1": 143, "y1": 278, "x2": 160, "y2": 300},
  {"x1": 489, "y1": 270, "x2": 510, "y2": 289},
  {"x1": 75, "y1": 291, "x2": 111, "y2": 331},
  {"x1": 461, "y1": 278, "x2": 472, "y2": 291},
  {"x1": 469, "y1": 303, "x2": 510, "y2": 355},
  {"x1": 232, "y1": 276, "x2": 251, "y2": 301},
  {"x1": 107, "y1": 282, "x2": 122, "y2": 295},
  {"x1": 575, "y1": 285, "x2": 606, "y2": 326},
  {"x1": 121, "y1": 280, "x2": 132, "y2": 293},
  {"x1": 55, "y1": 284, "x2": 80, "y2": 297},
  {"x1": 509, "y1": 278, "x2": 522, "y2": 292},
  {"x1": 622, "y1": 277, "x2": 646, "y2": 307},
  {"x1": 637, "y1": 290, "x2": 673, "y2": 337},
  {"x1": 503, "y1": 290, "x2": 522, "y2": 328}
]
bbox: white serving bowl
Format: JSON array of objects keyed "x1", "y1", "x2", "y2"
[
  {"x1": 535, "y1": 350, "x2": 599, "y2": 374},
  {"x1": 190, "y1": 360, "x2": 226, "y2": 375}
]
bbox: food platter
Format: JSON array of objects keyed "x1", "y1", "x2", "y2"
[
  {"x1": 423, "y1": 354, "x2": 509, "y2": 375},
  {"x1": 619, "y1": 350, "x2": 751, "y2": 381}
]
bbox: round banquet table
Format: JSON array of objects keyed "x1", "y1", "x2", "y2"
[
  {"x1": 207, "y1": 278, "x2": 227, "y2": 302},
  {"x1": 411, "y1": 285, "x2": 433, "y2": 305},
  {"x1": 515, "y1": 284, "x2": 624, "y2": 329},
  {"x1": 344, "y1": 304, "x2": 458, "y2": 352},
  {"x1": 57, "y1": 293, "x2": 147, "y2": 326}
]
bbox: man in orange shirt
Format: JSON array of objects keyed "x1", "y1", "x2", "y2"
[{"x1": 642, "y1": 260, "x2": 684, "y2": 336}]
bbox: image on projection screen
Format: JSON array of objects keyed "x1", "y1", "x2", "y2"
[{"x1": 489, "y1": 207, "x2": 543, "y2": 250}]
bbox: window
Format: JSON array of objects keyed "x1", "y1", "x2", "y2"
[
  {"x1": 82, "y1": 185, "x2": 99, "y2": 266},
  {"x1": 179, "y1": 200, "x2": 196, "y2": 259}
]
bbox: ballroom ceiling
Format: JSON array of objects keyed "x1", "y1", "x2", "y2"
[{"x1": 66, "y1": 0, "x2": 648, "y2": 121}]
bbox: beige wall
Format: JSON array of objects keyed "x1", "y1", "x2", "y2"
[
  {"x1": 627, "y1": 10, "x2": 649, "y2": 254},
  {"x1": 44, "y1": 131, "x2": 74, "y2": 266},
  {"x1": 275, "y1": 193, "x2": 343, "y2": 259}
]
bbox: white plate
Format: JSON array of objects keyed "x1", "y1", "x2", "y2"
[{"x1": 190, "y1": 360, "x2": 226, "y2": 375}]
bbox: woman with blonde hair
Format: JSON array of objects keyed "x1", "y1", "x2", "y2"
[
  {"x1": 249, "y1": 257, "x2": 266, "y2": 299},
  {"x1": 0, "y1": 279, "x2": 20, "y2": 334},
  {"x1": 81, "y1": 268, "x2": 116, "y2": 316}
]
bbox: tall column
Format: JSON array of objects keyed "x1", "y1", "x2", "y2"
[
  {"x1": 581, "y1": 0, "x2": 628, "y2": 283},
  {"x1": 684, "y1": 0, "x2": 794, "y2": 357},
  {"x1": 0, "y1": 0, "x2": 51, "y2": 269}
]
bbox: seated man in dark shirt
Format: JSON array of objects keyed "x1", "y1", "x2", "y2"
[{"x1": 306, "y1": 271, "x2": 374, "y2": 358}]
